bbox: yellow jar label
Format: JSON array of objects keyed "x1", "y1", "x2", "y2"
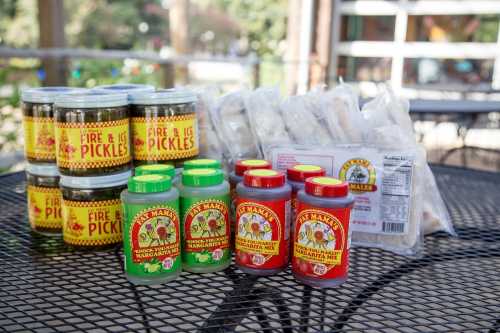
[
  {"x1": 23, "y1": 116, "x2": 56, "y2": 160},
  {"x1": 131, "y1": 114, "x2": 199, "y2": 160},
  {"x1": 55, "y1": 119, "x2": 131, "y2": 169},
  {"x1": 62, "y1": 199, "x2": 123, "y2": 246},
  {"x1": 27, "y1": 185, "x2": 62, "y2": 229}
]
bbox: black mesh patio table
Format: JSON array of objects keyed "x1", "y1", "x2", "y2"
[{"x1": 1, "y1": 165, "x2": 499, "y2": 333}]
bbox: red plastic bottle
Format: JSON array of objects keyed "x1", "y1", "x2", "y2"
[
  {"x1": 292, "y1": 177, "x2": 354, "y2": 288},
  {"x1": 235, "y1": 169, "x2": 291, "y2": 276}
]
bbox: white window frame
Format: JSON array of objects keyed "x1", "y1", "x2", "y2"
[{"x1": 331, "y1": 0, "x2": 500, "y2": 92}]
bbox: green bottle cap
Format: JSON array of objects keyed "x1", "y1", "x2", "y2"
[
  {"x1": 182, "y1": 168, "x2": 224, "y2": 187},
  {"x1": 183, "y1": 159, "x2": 222, "y2": 170},
  {"x1": 135, "y1": 164, "x2": 175, "y2": 179},
  {"x1": 128, "y1": 174, "x2": 171, "y2": 193}
]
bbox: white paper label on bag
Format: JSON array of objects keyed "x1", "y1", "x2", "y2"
[{"x1": 269, "y1": 146, "x2": 414, "y2": 235}]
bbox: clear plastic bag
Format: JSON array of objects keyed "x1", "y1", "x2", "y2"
[
  {"x1": 281, "y1": 94, "x2": 333, "y2": 145},
  {"x1": 209, "y1": 91, "x2": 262, "y2": 167},
  {"x1": 361, "y1": 85, "x2": 455, "y2": 236},
  {"x1": 193, "y1": 86, "x2": 228, "y2": 171},
  {"x1": 244, "y1": 86, "x2": 292, "y2": 153},
  {"x1": 320, "y1": 84, "x2": 367, "y2": 143}
]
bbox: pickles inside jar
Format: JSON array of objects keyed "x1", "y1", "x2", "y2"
[
  {"x1": 54, "y1": 91, "x2": 132, "y2": 176},
  {"x1": 129, "y1": 88, "x2": 198, "y2": 168}
]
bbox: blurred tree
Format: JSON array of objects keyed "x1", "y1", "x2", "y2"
[
  {"x1": 201, "y1": 0, "x2": 288, "y2": 57},
  {"x1": 0, "y1": 0, "x2": 38, "y2": 47},
  {"x1": 65, "y1": 0, "x2": 168, "y2": 50}
]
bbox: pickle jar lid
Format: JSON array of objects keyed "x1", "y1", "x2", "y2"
[
  {"x1": 287, "y1": 164, "x2": 326, "y2": 182},
  {"x1": 182, "y1": 168, "x2": 223, "y2": 187},
  {"x1": 135, "y1": 164, "x2": 175, "y2": 178},
  {"x1": 184, "y1": 159, "x2": 221, "y2": 170},
  {"x1": 26, "y1": 163, "x2": 59, "y2": 177},
  {"x1": 129, "y1": 88, "x2": 197, "y2": 105},
  {"x1": 235, "y1": 159, "x2": 271, "y2": 176},
  {"x1": 305, "y1": 177, "x2": 349, "y2": 197},
  {"x1": 54, "y1": 90, "x2": 128, "y2": 108},
  {"x1": 243, "y1": 169, "x2": 285, "y2": 188},
  {"x1": 60, "y1": 170, "x2": 132, "y2": 189},
  {"x1": 93, "y1": 84, "x2": 155, "y2": 95},
  {"x1": 128, "y1": 174, "x2": 171, "y2": 193},
  {"x1": 21, "y1": 87, "x2": 87, "y2": 104}
]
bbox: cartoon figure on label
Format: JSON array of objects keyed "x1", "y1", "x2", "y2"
[
  {"x1": 29, "y1": 193, "x2": 42, "y2": 218},
  {"x1": 66, "y1": 209, "x2": 84, "y2": 237},
  {"x1": 339, "y1": 158, "x2": 377, "y2": 193},
  {"x1": 132, "y1": 129, "x2": 145, "y2": 149},
  {"x1": 138, "y1": 216, "x2": 176, "y2": 247},
  {"x1": 298, "y1": 221, "x2": 336, "y2": 250},
  {"x1": 238, "y1": 213, "x2": 272, "y2": 240},
  {"x1": 294, "y1": 214, "x2": 345, "y2": 277},
  {"x1": 348, "y1": 165, "x2": 366, "y2": 183},
  {"x1": 188, "y1": 208, "x2": 227, "y2": 263},
  {"x1": 190, "y1": 209, "x2": 226, "y2": 238},
  {"x1": 36, "y1": 125, "x2": 55, "y2": 149},
  {"x1": 58, "y1": 130, "x2": 76, "y2": 159}
]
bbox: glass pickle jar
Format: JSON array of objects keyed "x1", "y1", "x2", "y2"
[
  {"x1": 21, "y1": 87, "x2": 86, "y2": 163},
  {"x1": 129, "y1": 89, "x2": 198, "y2": 167},
  {"x1": 54, "y1": 91, "x2": 131, "y2": 176},
  {"x1": 26, "y1": 163, "x2": 63, "y2": 235},
  {"x1": 60, "y1": 171, "x2": 130, "y2": 249}
]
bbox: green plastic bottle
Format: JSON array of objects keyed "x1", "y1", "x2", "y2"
[
  {"x1": 121, "y1": 174, "x2": 181, "y2": 285},
  {"x1": 183, "y1": 159, "x2": 222, "y2": 170},
  {"x1": 180, "y1": 168, "x2": 231, "y2": 273}
]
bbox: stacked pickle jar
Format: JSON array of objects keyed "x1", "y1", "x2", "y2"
[
  {"x1": 21, "y1": 87, "x2": 85, "y2": 235},
  {"x1": 129, "y1": 89, "x2": 198, "y2": 167},
  {"x1": 54, "y1": 90, "x2": 132, "y2": 248}
]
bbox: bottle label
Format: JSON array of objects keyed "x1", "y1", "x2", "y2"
[
  {"x1": 292, "y1": 202, "x2": 351, "y2": 280},
  {"x1": 123, "y1": 203, "x2": 181, "y2": 277},
  {"x1": 55, "y1": 119, "x2": 131, "y2": 169},
  {"x1": 23, "y1": 116, "x2": 56, "y2": 161},
  {"x1": 181, "y1": 196, "x2": 230, "y2": 267},
  {"x1": 235, "y1": 198, "x2": 290, "y2": 270},
  {"x1": 62, "y1": 199, "x2": 123, "y2": 246},
  {"x1": 27, "y1": 185, "x2": 62, "y2": 229},
  {"x1": 131, "y1": 114, "x2": 199, "y2": 160}
]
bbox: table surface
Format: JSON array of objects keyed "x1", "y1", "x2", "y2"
[
  {"x1": 1, "y1": 166, "x2": 500, "y2": 333},
  {"x1": 409, "y1": 99, "x2": 500, "y2": 114}
]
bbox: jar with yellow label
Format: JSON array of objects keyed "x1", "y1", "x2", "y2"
[
  {"x1": 54, "y1": 91, "x2": 132, "y2": 176},
  {"x1": 129, "y1": 89, "x2": 198, "y2": 167},
  {"x1": 26, "y1": 163, "x2": 63, "y2": 235},
  {"x1": 21, "y1": 87, "x2": 86, "y2": 164},
  {"x1": 60, "y1": 171, "x2": 130, "y2": 249}
]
